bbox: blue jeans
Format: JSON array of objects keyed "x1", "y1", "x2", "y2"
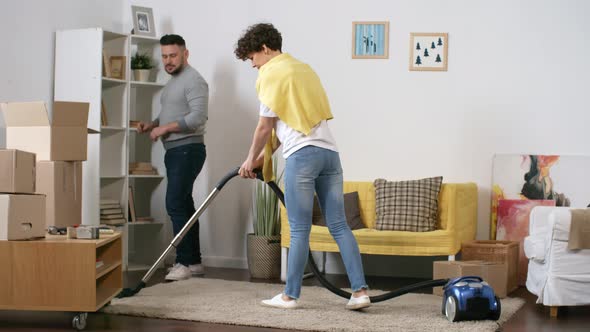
[
  {"x1": 164, "y1": 143, "x2": 206, "y2": 266},
  {"x1": 284, "y1": 145, "x2": 367, "y2": 299}
]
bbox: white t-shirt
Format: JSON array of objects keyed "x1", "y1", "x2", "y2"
[{"x1": 259, "y1": 103, "x2": 338, "y2": 158}]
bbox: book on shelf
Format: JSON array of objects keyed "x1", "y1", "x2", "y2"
[
  {"x1": 100, "y1": 203, "x2": 121, "y2": 209},
  {"x1": 100, "y1": 213, "x2": 125, "y2": 220},
  {"x1": 101, "y1": 218, "x2": 126, "y2": 225},
  {"x1": 101, "y1": 208, "x2": 123, "y2": 215},
  {"x1": 100, "y1": 199, "x2": 119, "y2": 205},
  {"x1": 130, "y1": 170, "x2": 158, "y2": 175},
  {"x1": 96, "y1": 260, "x2": 104, "y2": 269},
  {"x1": 136, "y1": 216, "x2": 154, "y2": 223}
]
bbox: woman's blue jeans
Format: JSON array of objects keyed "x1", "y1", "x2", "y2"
[
  {"x1": 284, "y1": 145, "x2": 367, "y2": 299},
  {"x1": 164, "y1": 143, "x2": 206, "y2": 266}
]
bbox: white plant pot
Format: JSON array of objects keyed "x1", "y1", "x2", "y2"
[{"x1": 133, "y1": 69, "x2": 151, "y2": 82}]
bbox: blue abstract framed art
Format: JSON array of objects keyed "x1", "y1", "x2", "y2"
[{"x1": 352, "y1": 21, "x2": 389, "y2": 59}]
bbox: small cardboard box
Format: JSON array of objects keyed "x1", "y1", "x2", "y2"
[
  {"x1": 433, "y1": 260, "x2": 509, "y2": 298},
  {"x1": 0, "y1": 101, "x2": 90, "y2": 161},
  {"x1": 461, "y1": 240, "x2": 519, "y2": 293},
  {"x1": 36, "y1": 161, "x2": 82, "y2": 228},
  {"x1": 0, "y1": 149, "x2": 36, "y2": 194},
  {"x1": 0, "y1": 194, "x2": 46, "y2": 240}
]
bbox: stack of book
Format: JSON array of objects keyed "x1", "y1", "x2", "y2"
[
  {"x1": 129, "y1": 162, "x2": 158, "y2": 175},
  {"x1": 100, "y1": 199, "x2": 126, "y2": 225}
]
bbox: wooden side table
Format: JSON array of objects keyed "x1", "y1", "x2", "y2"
[{"x1": 0, "y1": 233, "x2": 122, "y2": 330}]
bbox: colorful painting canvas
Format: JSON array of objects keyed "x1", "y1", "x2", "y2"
[
  {"x1": 496, "y1": 199, "x2": 555, "y2": 285},
  {"x1": 491, "y1": 154, "x2": 590, "y2": 239}
]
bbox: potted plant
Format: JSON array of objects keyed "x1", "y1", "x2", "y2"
[
  {"x1": 247, "y1": 158, "x2": 284, "y2": 279},
  {"x1": 130, "y1": 52, "x2": 153, "y2": 82}
]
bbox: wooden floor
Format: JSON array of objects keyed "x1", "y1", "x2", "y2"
[{"x1": 0, "y1": 267, "x2": 589, "y2": 331}]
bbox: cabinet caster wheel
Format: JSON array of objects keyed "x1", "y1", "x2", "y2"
[{"x1": 72, "y1": 312, "x2": 88, "y2": 330}]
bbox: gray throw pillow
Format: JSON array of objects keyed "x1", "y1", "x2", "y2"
[
  {"x1": 312, "y1": 191, "x2": 365, "y2": 230},
  {"x1": 374, "y1": 176, "x2": 443, "y2": 232}
]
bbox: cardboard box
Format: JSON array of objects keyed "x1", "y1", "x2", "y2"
[
  {"x1": 433, "y1": 260, "x2": 509, "y2": 298},
  {"x1": 461, "y1": 240, "x2": 519, "y2": 293},
  {"x1": 0, "y1": 194, "x2": 46, "y2": 240},
  {"x1": 1, "y1": 101, "x2": 90, "y2": 161},
  {"x1": 36, "y1": 161, "x2": 82, "y2": 227},
  {"x1": 0, "y1": 149, "x2": 35, "y2": 194}
]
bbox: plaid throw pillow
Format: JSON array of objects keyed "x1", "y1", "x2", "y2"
[{"x1": 374, "y1": 176, "x2": 443, "y2": 232}]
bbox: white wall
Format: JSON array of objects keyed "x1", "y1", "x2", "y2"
[
  {"x1": 126, "y1": 0, "x2": 590, "y2": 275},
  {"x1": 0, "y1": 0, "x2": 125, "y2": 112}
]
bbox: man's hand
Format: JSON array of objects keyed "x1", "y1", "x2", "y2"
[
  {"x1": 150, "y1": 126, "x2": 168, "y2": 141},
  {"x1": 137, "y1": 121, "x2": 155, "y2": 134}
]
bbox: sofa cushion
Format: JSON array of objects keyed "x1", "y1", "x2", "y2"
[
  {"x1": 374, "y1": 176, "x2": 443, "y2": 232},
  {"x1": 312, "y1": 191, "x2": 365, "y2": 230}
]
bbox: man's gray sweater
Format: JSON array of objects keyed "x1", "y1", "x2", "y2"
[{"x1": 154, "y1": 64, "x2": 208, "y2": 150}]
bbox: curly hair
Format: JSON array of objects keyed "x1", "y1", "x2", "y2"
[{"x1": 234, "y1": 23, "x2": 282, "y2": 60}]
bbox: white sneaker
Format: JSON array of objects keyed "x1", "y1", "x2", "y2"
[
  {"x1": 165, "y1": 263, "x2": 192, "y2": 281},
  {"x1": 346, "y1": 294, "x2": 371, "y2": 310},
  {"x1": 261, "y1": 293, "x2": 298, "y2": 309},
  {"x1": 167, "y1": 263, "x2": 205, "y2": 275},
  {"x1": 189, "y1": 264, "x2": 205, "y2": 275}
]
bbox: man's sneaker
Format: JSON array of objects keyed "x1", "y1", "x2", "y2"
[
  {"x1": 189, "y1": 264, "x2": 205, "y2": 275},
  {"x1": 346, "y1": 294, "x2": 371, "y2": 310},
  {"x1": 165, "y1": 263, "x2": 192, "y2": 281},
  {"x1": 167, "y1": 263, "x2": 205, "y2": 275},
  {"x1": 261, "y1": 293, "x2": 298, "y2": 309}
]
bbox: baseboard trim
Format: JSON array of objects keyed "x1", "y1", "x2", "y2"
[{"x1": 202, "y1": 255, "x2": 247, "y2": 269}]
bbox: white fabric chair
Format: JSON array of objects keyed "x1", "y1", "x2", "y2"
[{"x1": 524, "y1": 206, "x2": 590, "y2": 316}]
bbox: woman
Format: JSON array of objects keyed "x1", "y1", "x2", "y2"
[{"x1": 234, "y1": 23, "x2": 370, "y2": 310}]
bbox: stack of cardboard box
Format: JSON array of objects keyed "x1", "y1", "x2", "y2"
[{"x1": 0, "y1": 101, "x2": 90, "y2": 239}]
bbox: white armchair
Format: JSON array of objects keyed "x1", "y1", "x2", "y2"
[{"x1": 525, "y1": 206, "x2": 590, "y2": 317}]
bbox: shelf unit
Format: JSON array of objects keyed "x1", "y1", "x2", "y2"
[
  {"x1": 54, "y1": 28, "x2": 169, "y2": 271},
  {"x1": 0, "y1": 233, "x2": 122, "y2": 312}
]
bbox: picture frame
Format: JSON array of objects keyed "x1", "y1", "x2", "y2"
[
  {"x1": 409, "y1": 33, "x2": 448, "y2": 71},
  {"x1": 109, "y1": 56, "x2": 126, "y2": 79},
  {"x1": 128, "y1": 186, "x2": 137, "y2": 223},
  {"x1": 131, "y1": 5, "x2": 156, "y2": 37},
  {"x1": 352, "y1": 21, "x2": 389, "y2": 59},
  {"x1": 102, "y1": 50, "x2": 111, "y2": 78}
]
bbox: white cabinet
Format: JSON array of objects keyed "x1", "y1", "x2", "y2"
[{"x1": 54, "y1": 28, "x2": 169, "y2": 271}]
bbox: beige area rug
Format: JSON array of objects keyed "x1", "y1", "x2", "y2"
[{"x1": 103, "y1": 278, "x2": 525, "y2": 332}]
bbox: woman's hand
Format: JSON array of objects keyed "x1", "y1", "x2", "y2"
[{"x1": 239, "y1": 156, "x2": 264, "y2": 179}]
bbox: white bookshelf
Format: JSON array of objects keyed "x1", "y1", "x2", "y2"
[{"x1": 54, "y1": 28, "x2": 170, "y2": 271}]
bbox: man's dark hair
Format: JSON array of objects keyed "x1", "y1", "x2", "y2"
[
  {"x1": 160, "y1": 34, "x2": 186, "y2": 47},
  {"x1": 234, "y1": 23, "x2": 282, "y2": 60}
]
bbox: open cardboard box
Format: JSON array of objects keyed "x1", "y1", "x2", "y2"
[{"x1": 0, "y1": 101, "x2": 92, "y2": 161}]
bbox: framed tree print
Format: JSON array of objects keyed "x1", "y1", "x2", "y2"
[
  {"x1": 409, "y1": 33, "x2": 448, "y2": 71},
  {"x1": 352, "y1": 21, "x2": 389, "y2": 59}
]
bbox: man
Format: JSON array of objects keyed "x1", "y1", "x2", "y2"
[{"x1": 137, "y1": 34, "x2": 209, "y2": 281}]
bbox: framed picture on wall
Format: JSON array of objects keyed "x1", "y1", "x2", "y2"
[
  {"x1": 352, "y1": 21, "x2": 389, "y2": 59},
  {"x1": 409, "y1": 32, "x2": 448, "y2": 71},
  {"x1": 132, "y1": 5, "x2": 156, "y2": 37}
]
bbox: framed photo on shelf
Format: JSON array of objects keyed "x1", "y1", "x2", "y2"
[
  {"x1": 409, "y1": 32, "x2": 448, "y2": 71},
  {"x1": 128, "y1": 186, "x2": 137, "y2": 222},
  {"x1": 102, "y1": 50, "x2": 111, "y2": 77},
  {"x1": 132, "y1": 5, "x2": 156, "y2": 37},
  {"x1": 352, "y1": 21, "x2": 389, "y2": 59},
  {"x1": 109, "y1": 56, "x2": 126, "y2": 79}
]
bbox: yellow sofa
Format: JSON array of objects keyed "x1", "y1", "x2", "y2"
[{"x1": 280, "y1": 181, "x2": 478, "y2": 264}]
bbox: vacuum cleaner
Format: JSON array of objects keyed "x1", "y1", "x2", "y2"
[{"x1": 117, "y1": 167, "x2": 501, "y2": 321}]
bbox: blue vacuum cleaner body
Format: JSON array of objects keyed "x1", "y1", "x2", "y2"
[{"x1": 442, "y1": 276, "x2": 501, "y2": 322}]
